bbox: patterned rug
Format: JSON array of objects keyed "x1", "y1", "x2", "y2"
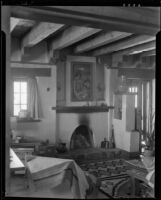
[
  {"x1": 100, "y1": 175, "x2": 131, "y2": 198},
  {"x1": 79, "y1": 159, "x2": 147, "y2": 198}
]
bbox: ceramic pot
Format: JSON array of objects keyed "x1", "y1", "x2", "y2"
[{"x1": 56, "y1": 143, "x2": 67, "y2": 153}]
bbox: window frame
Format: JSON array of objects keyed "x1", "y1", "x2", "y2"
[
  {"x1": 12, "y1": 77, "x2": 28, "y2": 117},
  {"x1": 128, "y1": 86, "x2": 138, "y2": 94}
]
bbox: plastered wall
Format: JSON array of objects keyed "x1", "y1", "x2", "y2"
[
  {"x1": 56, "y1": 55, "x2": 109, "y2": 148},
  {"x1": 56, "y1": 112, "x2": 109, "y2": 149},
  {"x1": 113, "y1": 95, "x2": 139, "y2": 152},
  {"x1": 11, "y1": 43, "x2": 108, "y2": 145},
  {"x1": 11, "y1": 38, "x2": 57, "y2": 143},
  {"x1": 16, "y1": 71, "x2": 57, "y2": 143}
]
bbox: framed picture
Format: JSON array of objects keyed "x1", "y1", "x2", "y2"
[{"x1": 71, "y1": 62, "x2": 93, "y2": 101}]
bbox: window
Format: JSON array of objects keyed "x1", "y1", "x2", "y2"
[
  {"x1": 128, "y1": 86, "x2": 138, "y2": 108},
  {"x1": 13, "y1": 80, "x2": 27, "y2": 116},
  {"x1": 13, "y1": 77, "x2": 41, "y2": 120},
  {"x1": 128, "y1": 86, "x2": 138, "y2": 93}
]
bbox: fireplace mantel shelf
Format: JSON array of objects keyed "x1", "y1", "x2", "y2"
[{"x1": 52, "y1": 106, "x2": 114, "y2": 113}]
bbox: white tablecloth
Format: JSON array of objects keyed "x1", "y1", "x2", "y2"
[
  {"x1": 10, "y1": 148, "x2": 25, "y2": 170},
  {"x1": 27, "y1": 156, "x2": 89, "y2": 199}
]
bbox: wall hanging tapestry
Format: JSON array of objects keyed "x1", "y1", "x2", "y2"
[{"x1": 71, "y1": 62, "x2": 93, "y2": 101}]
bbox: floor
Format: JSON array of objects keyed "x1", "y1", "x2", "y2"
[{"x1": 7, "y1": 174, "x2": 109, "y2": 199}]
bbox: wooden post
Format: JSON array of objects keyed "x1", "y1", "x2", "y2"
[
  {"x1": 135, "y1": 108, "x2": 137, "y2": 130},
  {"x1": 2, "y1": 6, "x2": 11, "y2": 195}
]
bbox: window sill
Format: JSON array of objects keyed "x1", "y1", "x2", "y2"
[{"x1": 17, "y1": 118, "x2": 41, "y2": 123}]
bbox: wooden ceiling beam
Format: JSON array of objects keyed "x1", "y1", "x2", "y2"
[
  {"x1": 22, "y1": 22, "x2": 65, "y2": 48},
  {"x1": 74, "y1": 31, "x2": 133, "y2": 53},
  {"x1": 10, "y1": 17, "x2": 20, "y2": 32},
  {"x1": 118, "y1": 68, "x2": 155, "y2": 79},
  {"x1": 11, "y1": 61, "x2": 52, "y2": 68},
  {"x1": 112, "y1": 53, "x2": 155, "y2": 69},
  {"x1": 140, "y1": 49, "x2": 156, "y2": 57},
  {"x1": 11, "y1": 6, "x2": 160, "y2": 35},
  {"x1": 112, "y1": 41, "x2": 155, "y2": 68},
  {"x1": 92, "y1": 35, "x2": 155, "y2": 56},
  {"x1": 113, "y1": 41, "x2": 155, "y2": 58},
  {"x1": 51, "y1": 6, "x2": 159, "y2": 26},
  {"x1": 50, "y1": 26, "x2": 101, "y2": 50},
  {"x1": 41, "y1": 7, "x2": 160, "y2": 35}
]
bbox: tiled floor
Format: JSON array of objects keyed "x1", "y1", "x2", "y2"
[{"x1": 7, "y1": 174, "x2": 109, "y2": 199}]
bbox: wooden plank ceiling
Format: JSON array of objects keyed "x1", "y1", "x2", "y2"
[{"x1": 10, "y1": 6, "x2": 160, "y2": 70}]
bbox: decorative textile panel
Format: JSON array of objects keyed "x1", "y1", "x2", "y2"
[{"x1": 27, "y1": 77, "x2": 41, "y2": 119}]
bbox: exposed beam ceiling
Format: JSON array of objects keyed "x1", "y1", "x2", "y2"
[
  {"x1": 74, "y1": 31, "x2": 133, "y2": 53},
  {"x1": 92, "y1": 35, "x2": 155, "y2": 56},
  {"x1": 22, "y1": 22, "x2": 65, "y2": 48},
  {"x1": 50, "y1": 26, "x2": 101, "y2": 50},
  {"x1": 10, "y1": 6, "x2": 158, "y2": 72},
  {"x1": 11, "y1": 6, "x2": 160, "y2": 35},
  {"x1": 10, "y1": 17, "x2": 20, "y2": 32}
]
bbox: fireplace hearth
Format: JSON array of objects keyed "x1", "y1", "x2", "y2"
[{"x1": 70, "y1": 125, "x2": 94, "y2": 150}]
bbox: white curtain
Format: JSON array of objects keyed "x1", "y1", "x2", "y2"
[{"x1": 27, "y1": 77, "x2": 41, "y2": 119}]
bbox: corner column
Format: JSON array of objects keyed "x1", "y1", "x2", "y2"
[{"x1": 2, "y1": 6, "x2": 11, "y2": 195}]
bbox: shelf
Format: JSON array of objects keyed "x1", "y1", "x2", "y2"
[
  {"x1": 52, "y1": 106, "x2": 114, "y2": 113},
  {"x1": 17, "y1": 118, "x2": 41, "y2": 123},
  {"x1": 11, "y1": 143, "x2": 39, "y2": 148}
]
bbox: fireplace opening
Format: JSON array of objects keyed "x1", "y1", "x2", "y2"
[{"x1": 70, "y1": 125, "x2": 94, "y2": 150}]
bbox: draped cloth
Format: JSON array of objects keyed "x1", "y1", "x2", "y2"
[
  {"x1": 10, "y1": 148, "x2": 25, "y2": 171},
  {"x1": 26, "y1": 156, "x2": 89, "y2": 199},
  {"x1": 142, "y1": 156, "x2": 155, "y2": 189},
  {"x1": 27, "y1": 77, "x2": 41, "y2": 119}
]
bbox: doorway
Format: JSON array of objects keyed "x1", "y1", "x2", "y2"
[
  {"x1": 140, "y1": 80, "x2": 155, "y2": 153},
  {"x1": 127, "y1": 78, "x2": 155, "y2": 154}
]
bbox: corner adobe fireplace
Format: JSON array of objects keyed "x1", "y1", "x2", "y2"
[{"x1": 70, "y1": 125, "x2": 94, "y2": 150}]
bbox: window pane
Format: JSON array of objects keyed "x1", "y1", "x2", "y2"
[
  {"x1": 21, "y1": 105, "x2": 27, "y2": 110},
  {"x1": 132, "y1": 87, "x2": 134, "y2": 93},
  {"x1": 13, "y1": 80, "x2": 28, "y2": 116},
  {"x1": 21, "y1": 82, "x2": 27, "y2": 93},
  {"x1": 14, "y1": 105, "x2": 20, "y2": 116},
  {"x1": 21, "y1": 94, "x2": 27, "y2": 104},
  {"x1": 14, "y1": 93, "x2": 20, "y2": 104},
  {"x1": 14, "y1": 82, "x2": 20, "y2": 93},
  {"x1": 135, "y1": 87, "x2": 138, "y2": 93}
]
